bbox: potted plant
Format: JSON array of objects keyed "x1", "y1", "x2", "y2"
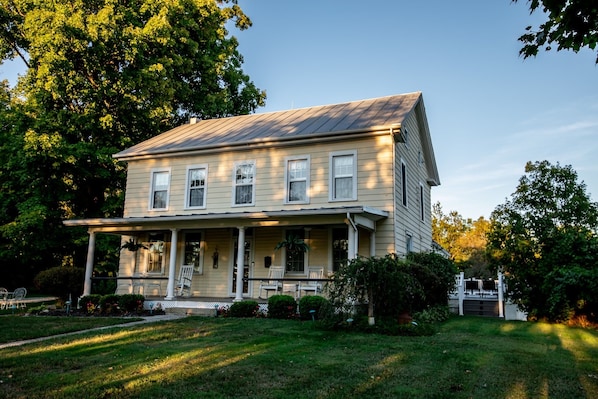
[{"x1": 275, "y1": 234, "x2": 310, "y2": 271}]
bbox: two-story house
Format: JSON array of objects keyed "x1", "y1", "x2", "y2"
[{"x1": 64, "y1": 92, "x2": 440, "y2": 310}]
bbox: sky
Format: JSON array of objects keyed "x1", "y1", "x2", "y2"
[{"x1": 2, "y1": 1, "x2": 597, "y2": 220}]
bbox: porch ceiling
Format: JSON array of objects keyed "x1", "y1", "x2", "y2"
[{"x1": 63, "y1": 206, "x2": 389, "y2": 234}]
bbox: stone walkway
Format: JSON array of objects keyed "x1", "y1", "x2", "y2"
[{"x1": 0, "y1": 314, "x2": 185, "y2": 350}]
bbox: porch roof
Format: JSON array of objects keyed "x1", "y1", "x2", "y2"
[{"x1": 63, "y1": 206, "x2": 388, "y2": 233}]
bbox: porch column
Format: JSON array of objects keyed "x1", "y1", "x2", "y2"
[
  {"x1": 165, "y1": 228, "x2": 179, "y2": 299},
  {"x1": 82, "y1": 230, "x2": 96, "y2": 297},
  {"x1": 369, "y1": 230, "x2": 376, "y2": 257},
  {"x1": 234, "y1": 226, "x2": 246, "y2": 302},
  {"x1": 497, "y1": 271, "x2": 505, "y2": 318}
]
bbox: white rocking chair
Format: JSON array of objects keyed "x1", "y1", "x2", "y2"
[
  {"x1": 298, "y1": 267, "x2": 324, "y2": 298},
  {"x1": 259, "y1": 266, "x2": 284, "y2": 299},
  {"x1": 176, "y1": 265, "x2": 194, "y2": 297}
]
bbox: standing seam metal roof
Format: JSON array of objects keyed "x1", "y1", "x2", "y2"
[{"x1": 114, "y1": 92, "x2": 423, "y2": 159}]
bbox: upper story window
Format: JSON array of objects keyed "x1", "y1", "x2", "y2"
[
  {"x1": 150, "y1": 169, "x2": 170, "y2": 210},
  {"x1": 186, "y1": 165, "x2": 208, "y2": 209},
  {"x1": 330, "y1": 150, "x2": 357, "y2": 201},
  {"x1": 233, "y1": 160, "x2": 255, "y2": 206},
  {"x1": 419, "y1": 183, "x2": 425, "y2": 222},
  {"x1": 401, "y1": 159, "x2": 408, "y2": 207},
  {"x1": 285, "y1": 156, "x2": 310, "y2": 204}
]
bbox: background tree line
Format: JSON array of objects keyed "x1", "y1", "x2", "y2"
[{"x1": 435, "y1": 160, "x2": 598, "y2": 323}]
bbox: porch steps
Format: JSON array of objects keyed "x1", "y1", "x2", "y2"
[{"x1": 166, "y1": 307, "x2": 217, "y2": 317}]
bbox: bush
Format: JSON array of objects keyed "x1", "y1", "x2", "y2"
[
  {"x1": 229, "y1": 300, "x2": 259, "y2": 318},
  {"x1": 267, "y1": 295, "x2": 297, "y2": 319},
  {"x1": 99, "y1": 294, "x2": 120, "y2": 315},
  {"x1": 413, "y1": 305, "x2": 451, "y2": 324},
  {"x1": 298, "y1": 295, "x2": 329, "y2": 320},
  {"x1": 79, "y1": 294, "x2": 101, "y2": 314},
  {"x1": 33, "y1": 266, "x2": 85, "y2": 300},
  {"x1": 118, "y1": 294, "x2": 145, "y2": 313}
]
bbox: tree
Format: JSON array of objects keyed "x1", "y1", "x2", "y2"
[
  {"x1": 487, "y1": 160, "x2": 598, "y2": 322},
  {"x1": 512, "y1": 0, "x2": 598, "y2": 63},
  {"x1": 432, "y1": 202, "x2": 492, "y2": 278},
  {"x1": 0, "y1": 0, "x2": 265, "y2": 287}
]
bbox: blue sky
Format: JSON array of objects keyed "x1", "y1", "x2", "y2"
[{"x1": 2, "y1": 1, "x2": 597, "y2": 220}]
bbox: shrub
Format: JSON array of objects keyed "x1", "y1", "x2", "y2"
[
  {"x1": 118, "y1": 294, "x2": 145, "y2": 313},
  {"x1": 298, "y1": 295, "x2": 329, "y2": 320},
  {"x1": 413, "y1": 305, "x2": 451, "y2": 324},
  {"x1": 99, "y1": 294, "x2": 120, "y2": 315},
  {"x1": 267, "y1": 295, "x2": 297, "y2": 319},
  {"x1": 229, "y1": 300, "x2": 259, "y2": 318},
  {"x1": 33, "y1": 266, "x2": 85, "y2": 300}
]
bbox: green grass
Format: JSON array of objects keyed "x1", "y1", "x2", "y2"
[
  {"x1": 0, "y1": 315, "x2": 142, "y2": 344},
  {"x1": 0, "y1": 316, "x2": 597, "y2": 398}
]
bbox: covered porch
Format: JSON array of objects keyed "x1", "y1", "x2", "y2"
[{"x1": 64, "y1": 206, "x2": 388, "y2": 310}]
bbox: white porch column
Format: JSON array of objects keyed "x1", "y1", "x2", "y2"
[
  {"x1": 165, "y1": 229, "x2": 179, "y2": 299},
  {"x1": 369, "y1": 230, "x2": 376, "y2": 257},
  {"x1": 497, "y1": 271, "x2": 505, "y2": 318},
  {"x1": 234, "y1": 227, "x2": 246, "y2": 302},
  {"x1": 458, "y1": 272, "x2": 465, "y2": 316},
  {"x1": 82, "y1": 230, "x2": 96, "y2": 296}
]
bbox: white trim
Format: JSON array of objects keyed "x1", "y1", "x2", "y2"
[
  {"x1": 148, "y1": 168, "x2": 171, "y2": 211},
  {"x1": 284, "y1": 155, "x2": 310, "y2": 204},
  {"x1": 231, "y1": 160, "x2": 256, "y2": 207},
  {"x1": 184, "y1": 164, "x2": 208, "y2": 210},
  {"x1": 329, "y1": 150, "x2": 357, "y2": 202}
]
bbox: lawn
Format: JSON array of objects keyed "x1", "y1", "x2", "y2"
[{"x1": 1, "y1": 315, "x2": 597, "y2": 399}]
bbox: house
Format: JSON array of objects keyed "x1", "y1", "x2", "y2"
[{"x1": 64, "y1": 92, "x2": 440, "y2": 310}]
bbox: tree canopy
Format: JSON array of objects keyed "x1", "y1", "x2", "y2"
[
  {"x1": 487, "y1": 160, "x2": 598, "y2": 322},
  {"x1": 513, "y1": 0, "x2": 598, "y2": 63},
  {"x1": 432, "y1": 202, "x2": 492, "y2": 278},
  {"x1": 0, "y1": 0, "x2": 265, "y2": 287}
]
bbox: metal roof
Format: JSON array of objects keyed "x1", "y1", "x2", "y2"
[{"x1": 114, "y1": 92, "x2": 423, "y2": 159}]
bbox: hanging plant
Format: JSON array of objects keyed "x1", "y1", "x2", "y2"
[
  {"x1": 274, "y1": 234, "x2": 310, "y2": 254},
  {"x1": 120, "y1": 238, "x2": 148, "y2": 252}
]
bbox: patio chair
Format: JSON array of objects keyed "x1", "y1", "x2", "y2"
[
  {"x1": 298, "y1": 267, "x2": 324, "y2": 298},
  {"x1": 176, "y1": 265, "x2": 194, "y2": 297},
  {"x1": 259, "y1": 266, "x2": 284, "y2": 299},
  {"x1": 11, "y1": 287, "x2": 27, "y2": 309},
  {"x1": 0, "y1": 287, "x2": 9, "y2": 310}
]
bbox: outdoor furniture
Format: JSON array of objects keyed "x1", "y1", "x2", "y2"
[
  {"x1": 10, "y1": 287, "x2": 27, "y2": 309},
  {"x1": 0, "y1": 287, "x2": 9, "y2": 310},
  {"x1": 176, "y1": 265, "x2": 194, "y2": 297},
  {"x1": 282, "y1": 283, "x2": 298, "y2": 300},
  {"x1": 465, "y1": 280, "x2": 480, "y2": 295},
  {"x1": 146, "y1": 281, "x2": 163, "y2": 297},
  {"x1": 298, "y1": 267, "x2": 324, "y2": 298},
  {"x1": 259, "y1": 266, "x2": 284, "y2": 299}
]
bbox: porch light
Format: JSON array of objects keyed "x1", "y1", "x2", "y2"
[{"x1": 212, "y1": 248, "x2": 219, "y2": 268}]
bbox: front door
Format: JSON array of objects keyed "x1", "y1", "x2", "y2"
[{"x1": 230, "y1": 237, "x2": 253, "y2": 296}]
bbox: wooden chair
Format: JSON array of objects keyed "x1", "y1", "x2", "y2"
[
  {"x1": 298, "y1": 267, "x2": 324, "y2": 298},
  {"x1": 259, "y1": 266, "x2": 284, "y2": 299},
  {"x1": 176, "y1": 265, "x2": 194, "y2": 297}
]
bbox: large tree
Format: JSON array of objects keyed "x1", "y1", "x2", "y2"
[
  {"x1": 0, "y1": 0, "x2": 265, "y2": 287},
  {"x1": 487, "y1": 160, "x2": 598, "y2": 322},
  {"x1": 513, "y1": 0, "x2": 598, "y2": 63}
]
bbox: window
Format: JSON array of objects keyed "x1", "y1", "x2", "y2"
[
  {"x1": 284, "y1": 229, "x2": 306, "y2": 273},
  {"x1": 285, "y1": 157, "x2": 309, "y2": 203},
  {"x1": 186, "y1": 166, "x2": 207, "y2": 208},
  {"x1": 332, "y1": 228, "x2": 348, "y2": 272},
  {"x1": 406, "y1": 233, "x2": 413, "y2": 254},
  {"x1": 184, "y1": 232, "x2": 202, "y2": 273},
  {"x1": 233, "y1": 161, "x2": 255, "y2": 206},
  {"x1": 147, "y1": 233, "x2": 165, "y2": 273},
  {"x1": 330, "y1": 151, "x2": 357, "y2": 201},
  {"x1": 419, "y1": 183, "x2": 425, "y2": 222},
  {"x1": 150, "y1": 169, "x2": 170, "y2": 210},
  {"x1": 401, "y1": 160, "x2": 408, "y2": 207}
]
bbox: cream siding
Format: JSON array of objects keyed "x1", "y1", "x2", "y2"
[{"x1": 393, "y1": 104, "x2": 434, "y2": 255}]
